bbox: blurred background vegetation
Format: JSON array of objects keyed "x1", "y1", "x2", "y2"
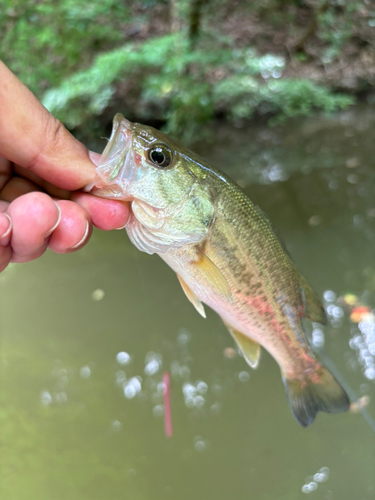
[{"x1": 1, "y1": 0, "x2": 374, "y2": 142}]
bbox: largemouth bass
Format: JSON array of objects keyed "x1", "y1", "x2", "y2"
[{"x1": 87, "y1": 114, "x2": 350, "y2": 426}]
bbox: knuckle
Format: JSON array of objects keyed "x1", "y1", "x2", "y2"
[{"x1": 28, "y1": 116, "x2": 66, "y2": 171}]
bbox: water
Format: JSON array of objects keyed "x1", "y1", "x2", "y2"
[{"x1": 1, "y1": 105, "x2": 375, "y2": 499}]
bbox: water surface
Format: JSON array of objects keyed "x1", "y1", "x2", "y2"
[{"x1": 1, "y1": 106, "x2": 375, "y2": 499}]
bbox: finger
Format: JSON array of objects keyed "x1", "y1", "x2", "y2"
[
  {"x1": 0, "y1": 62, "x2": 96, "y2": 190},
  {"x1": 0, "y1": 156, "x2": 12, "y2": 191},
  {"x1": 13, "y1": 164, "x2": 71, "y2": 199},
  {"x1": 6, "y1": 192, "x2": 61, "y2": 262},
  {"x1": 48, "y1": 200, "x2": 92, "y2": 254},
  {"x1": 71, "y1": 192, "x2": 130, "y2": 231},
  {"x1": 0, "y1": 176, "x2": 43, "y2": 202},
  {"x1": 0, "y1": 244, "x2": 12, "y2": 272},
  {"x1": 0, "y1": 212, "x2": 12, "y2": 246},
  {"x1": 0, "y1": 210, "x2": 12, "y2": 271}
]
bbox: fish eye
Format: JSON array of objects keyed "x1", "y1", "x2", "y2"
[{"x1": 148, "y1": 145, "x2": 172, "y2": 168}]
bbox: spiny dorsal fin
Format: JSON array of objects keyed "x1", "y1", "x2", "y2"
[
  {"x1": 177, "y1": 274, "x2": 206, "y2": 318},
  {"x1": 298, "y1": 273, "x2": 327, "y2": 325},
  {"x1": 192, "y1": 250, "x2": 233, "y2": 302},
  {"x1": 224, "y1": 321, "x2": 261, "y2": 369}
]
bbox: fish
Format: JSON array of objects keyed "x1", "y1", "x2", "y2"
[{"x1": 87, "y1": 113, "x2": 350, "y2": 427}]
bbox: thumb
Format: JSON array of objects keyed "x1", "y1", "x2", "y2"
[{"x1": 0, "y1": 61, "x2": 96, "y2": 191}]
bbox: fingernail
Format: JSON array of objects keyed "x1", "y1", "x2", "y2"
[
  {"x1": 89, "y1": 150, "x2": 101, "y2": 167},
  {"x1": 0, "y1": 213, "x2": 12, "y2": 246},
  {"x1": 45, "y1": 202, "x2": 62, "y2": 237},
  {"x1": 115, "y1": 223, "x2": 128, "y2": 230},
  {"x1": 115, "y1": 214, "x2": 130, "y2": 230},
  {"x1": 71, "y1": 220, "x2": 90, "y2": 249}
]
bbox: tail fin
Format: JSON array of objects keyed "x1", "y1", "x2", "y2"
[{"x1": 282, "y1": 368, "x2": 350, "y2": 427}]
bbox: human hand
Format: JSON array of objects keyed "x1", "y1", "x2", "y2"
[{"x1": 0, "y1": 61, "x2": 130, "y2": 272}]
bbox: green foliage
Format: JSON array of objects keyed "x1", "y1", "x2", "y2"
[
  {"x1": 0, "y1": 0, "x2": 131, "y2": 95},
  {"x1": 43, "y1": 32, "x2": 353, "y2": 140},
  {"x1": 318, "y1": 0, "x2": 362, "y2": 65},
  {"x1": 43, "y1": 35, "x2": 179, "y2": 128},
  {"x1": 1, "y1": 0, "x2": 357, "y2": 141},
  {"x1": 215, "y1": 75, "x2": 354, "y2": 123}
]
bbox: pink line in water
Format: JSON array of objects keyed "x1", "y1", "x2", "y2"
[{"x1": 163, "y1": 372, "x2": 172, "y2": 438}]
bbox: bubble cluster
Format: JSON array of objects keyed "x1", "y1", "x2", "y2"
[
  {"x1": 257, "y1": 54, "x2": 284, "y2": 79},
  {"x1": 323, "y1": 289, "x2": 375, "y2": 382},
  {"x1": 350, "y1": 318, "x2": 375, "y2": 380},
  {"x1": 312, "y1": 327, "x2": 325, "y2": 348},
  {"x1": 40, "y1": 362, "x2": 70, "y2": 407},
  {"x1": 109, "y1": 327, "x2": 254, "y2": 435},
  {"x1": 301, "y1": 482, "x2": 317, "y2": 494},
  {"x1": 123, "y1": 377, "x2": 142, "y2": 399},
  {"x1": 332, "y1": 306, "x2": 344, "y2": 319},
  {"x1": 182, "y1": 381, "x2": 208, "y2": 409},
  {"x1": 301, "y1": 467, "x2": 329, "y2": 494}
]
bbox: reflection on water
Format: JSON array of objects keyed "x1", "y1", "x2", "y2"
[{"x1": 1, "y1": 106, "x2": 375, "y2": 499}]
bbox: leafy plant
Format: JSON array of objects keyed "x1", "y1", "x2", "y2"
[{"x1": 1, "y1": 0, "x2": 356, "y2": 141}]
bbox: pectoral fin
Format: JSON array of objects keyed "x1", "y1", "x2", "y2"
[
  {"x1": 177, "y1": 274, "x2": 206, "y2": 318},
  {"x1": 192, "y1": 250, "x2": 233, "y2": 302},
  {"x1": 224, "y1": 322, "x2": 261, "y2": 369}
]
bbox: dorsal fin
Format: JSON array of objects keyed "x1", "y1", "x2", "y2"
[
  {"x1": 223, "y1": 321, "x2": 261, "y2": 369},
  {"x1": 177, "y1": 274, "x2": 206, "y2": 318}
]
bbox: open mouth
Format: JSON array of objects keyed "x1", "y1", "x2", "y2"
[{"x1": 85, "y1": 113, "x2": 135, "y2": 200}]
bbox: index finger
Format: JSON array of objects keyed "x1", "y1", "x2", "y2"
[{"x1": 0, "y1": 61, "x2": 96, "y2": 191}]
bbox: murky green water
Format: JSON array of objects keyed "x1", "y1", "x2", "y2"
[{"x1": 1, "y1": 106, "x2": 375, "y2": 499}]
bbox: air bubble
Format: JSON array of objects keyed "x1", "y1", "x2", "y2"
[
  {"x1": 239, "y1": 371, "x2": 250, "y2": 382},
  {"x1": 144, "y1": 359, "x2": 160, "y2": 376},
  {"x1": 323, "y1": 290, "x2": 336, "y2": 302},
  {"x1": 116, "y1": 352, "x2": 131, "y2": 365},
  {"x1": 197, "y1": 381, "x2": 208, "y2": 394},
  {"x1": 152, "y1": 405, "x2": 164, "y2": 417},
  {"x1": 40, "y1": 391, "x2": 52, "y2": 406},
  {"x1": 312, "y1": 329, "x2": 325, "y2": 348},
  {"x1": 332, "y1": 306, "x2": 344, "y2": 319},
  {"x1": 124, "y1": 385, "x2": 136, "y2": 399},
  {"x1": 182, "y1": 383, "x2": 196, "y2": 398},
  {"x1": 80, "y1": 366, "x2": 91, "y2": 379},
  {"x1": 91, "y1": 289, "x2": 105, "y2": 301},
  {"x1": 308, "y1": 482, "x2": 318, "y2": 491},
  {"x1": 364, "y1": 367, "x2": 375, "y2": 380}
]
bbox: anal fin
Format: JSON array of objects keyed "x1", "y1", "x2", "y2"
[
  {"x1": 224, "y1": 321, "x2": 261, "y2": 369},
  {"x1": 177, "y1": 274, "x2": 206, "y2": 318}
]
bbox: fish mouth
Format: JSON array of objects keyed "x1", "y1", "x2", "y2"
[{"x1": 85, "y1": 113, "x2": 136, "y2": 200}]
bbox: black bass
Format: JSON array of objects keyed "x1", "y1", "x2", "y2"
[{"x1": 87, "y1": 114, "x2": 350, "y2": 426}]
